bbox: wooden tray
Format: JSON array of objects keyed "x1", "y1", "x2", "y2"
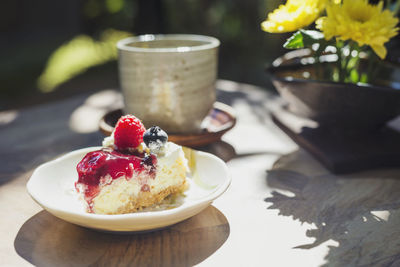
[
  {"x1": 99, "y1": 102, "x2": 236, "y2": 148},
  {"x1": 271, "y1": 106, "x2": 400, "y2": 174}
]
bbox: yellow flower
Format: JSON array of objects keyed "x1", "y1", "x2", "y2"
[
  {"x1": 261, "y1": 0, "x2": 327, "y2": 33},
  {"x1": 316, "y1": 0, "x2": 399, "y2": 59}
]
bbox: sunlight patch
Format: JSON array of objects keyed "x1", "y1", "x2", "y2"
[
  {"x1": 69, "y1": 90, "x2": 122, "y2": 133},
  {"x1": 370, "y1": 210, "x2": 390, "y2": 222},
  {"x1": 0, "y1": 110, "x2": 18, "y2": 125},
  {"x1": 37, "y1": 29, "x2": 131, "y2": 93}
]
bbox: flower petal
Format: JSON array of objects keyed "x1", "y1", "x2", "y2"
[{"x1": 371, "y1": 44, "x2": 387, "y2": 59}]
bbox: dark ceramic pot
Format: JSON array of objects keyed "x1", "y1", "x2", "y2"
[{"x1": 267, "y1": 49, "x2": 400, "y2": 131}]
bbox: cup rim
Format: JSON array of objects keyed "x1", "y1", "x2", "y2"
[{"x1": 117, "y1": 34, "x2": 220, "y2": 53}]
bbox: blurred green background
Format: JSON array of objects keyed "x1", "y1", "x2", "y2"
[{"x1": 0, "y1": 0, "x2": 290, "y2": 110}]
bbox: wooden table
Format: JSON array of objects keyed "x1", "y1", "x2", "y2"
[{"x1": 1, "y1": 80, "x2": 400, "y2": 266}]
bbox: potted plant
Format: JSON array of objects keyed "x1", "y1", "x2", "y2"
[{"x1": 262, "y1": 0, "x2": 400, "y2": 131}]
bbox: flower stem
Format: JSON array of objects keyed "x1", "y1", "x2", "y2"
[
  {"x1": 336, "y1": 39, "x2": 345, "y2": 82},
  {"x1": 394, "y1": 0, "x2": 400, "y2": 15},
  {"x1": 345, "y1": 41, "x2": 360, "y2": 83},
  {"x1": 365, "y1": 51, "x2": 378, "y2": 84},
  {"x1": 314, "y1": 44, "x2": 324, "y2": 81}
]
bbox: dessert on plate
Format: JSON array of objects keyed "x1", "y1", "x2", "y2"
[{"x1": 75, "y1": 115, "x2": 189, "y2": 214}]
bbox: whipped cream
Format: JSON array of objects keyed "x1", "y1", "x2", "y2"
[
  {"x1": 102, "y1": 135, "x2": 115, "y2": 148},
  {"x1": 158, "y1": 142, "x2": 185, "y2": 166}
]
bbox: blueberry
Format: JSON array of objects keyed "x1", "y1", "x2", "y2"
[{"x1": 143, "y1": 126, "x2": 168, "y2": 149}]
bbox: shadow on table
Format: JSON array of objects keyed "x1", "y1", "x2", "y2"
[
  {"x1": 0, "y1": 91, "x2": 107, "y2": 187},
  {"x1": 265, "y1": 150, "x2": 400, "y2": 266},
  {"x1": 14, "y1": 206, "x2": 230, "y2": 267}
]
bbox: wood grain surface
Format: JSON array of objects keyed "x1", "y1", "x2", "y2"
[
  {"x1": 1, "y1": 80, "x2": 400, "y2": 266},
  {"x1": 15, "y1": 207, "x2": 229, "y2": 267},
  {"x1": 271, "y1": 106, "x2": 400, "y2": 174}
]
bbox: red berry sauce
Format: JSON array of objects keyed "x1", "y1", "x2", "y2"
[{"x1": 75, "y1": 149, "x2": 157, "y2": 210}]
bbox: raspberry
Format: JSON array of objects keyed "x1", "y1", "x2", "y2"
[{"x1": 114, "y1": 115, "x2": 146, "y2": 150}]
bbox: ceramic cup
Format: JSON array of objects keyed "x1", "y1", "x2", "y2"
[{"x1": 117, "y1": 34, "x2": 220, "y2": 134}]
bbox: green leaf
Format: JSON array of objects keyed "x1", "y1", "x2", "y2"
[
  {"x1": 283, "y1": 31, "x2": 304, "y2": 49},
  {"x1": 283, "y1": 30, "x2": 325, "y2": 49}
]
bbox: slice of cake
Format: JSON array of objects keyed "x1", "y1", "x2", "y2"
[{"x1": 75, "y1": 115, "x2": 188, "y2": 214}]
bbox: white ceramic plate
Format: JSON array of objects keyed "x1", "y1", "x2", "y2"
[{"x1": 27, "y1": 147, "x2": 230, "y2": 232}]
